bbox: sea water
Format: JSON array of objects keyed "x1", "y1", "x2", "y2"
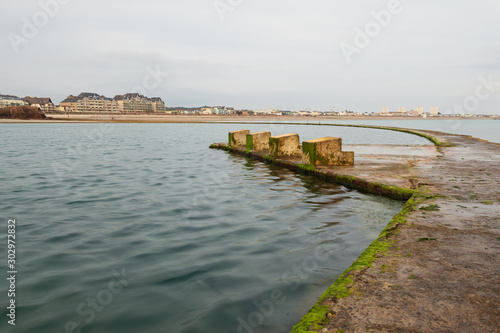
[{"x1": 0, "y1": 123, "x2": 420, "y2": 333}]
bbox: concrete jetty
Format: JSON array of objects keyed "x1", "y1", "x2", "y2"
[
  {"x1": 269, "y1": 133, "x2": 302, "y2": 158},
  {"x1": 228, "y1": 129, "x2": 249, "y2": 148},
  {"x1": 234, "y1": 131, "x2": 356, "y2": 166},
  {"x1": 302, "y1": 137, "x2": 354, "y2": 166},
  {"x1": 246, "y1": 131, "x2": 271, "y2": 152},
  {"x1": 211, "y1": 126, "x2": 500, "y2": 333}
]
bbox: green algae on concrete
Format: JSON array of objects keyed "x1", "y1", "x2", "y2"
[
  {"x1": 228, "y1": 129, "x2": 249, "y2": 148},
  {"x1": 290, "y1": 191, "x2": 429, "y2": 332},
  {"x1": 302, "y1": 140, "x2": 318, "y2": 166},
  {"x1": 209, "y1": 143, "x2": 414, "y2": 201},
  {"x1": 246, "y1": 131, "x2": 271, "y2": 153},
  {"x1": 269, "y1": 134, "x2": 302, "y2": 158},
  {"x1": 419, "y1": 204, "x2": 441, "y2": 211},
  {"x1": 245, "y1": 135, "x2": 254, "y2": 153},
  {"x1": 302, "y1": 137, "x2": 354, "y2": 167}
]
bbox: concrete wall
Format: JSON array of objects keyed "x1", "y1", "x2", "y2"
[
  {"x1": 269, "y1": 134, "x2": 302, "y2": 158},
  {"x1": 227, "y1": 130, "x2": 355, "y2": 166},
  {"x1": 228, "y1": 130, "x2": 250, "y2": 148},
  {"x1": 246, "y1": 131, "x2": 271, "y2": 152},
  {"x1": 302, "y1": 137, "x2": 354, "y2": 166}
]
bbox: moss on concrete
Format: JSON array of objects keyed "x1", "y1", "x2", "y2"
[
  {"x1": 417, "y1": 237, "x2": 437, "y2": 242},
  {"x1": 419, "y1": 204, "x2": 441, "y2": 211},
  {"x1": 269, "y1": 137, "x2": 279, "y2": 157},
  {"x1": 246, "y1": 135, "x2": 254, "y2": 153},
  {"x1": 302, "y1": 141, "x2": 318, "y2": 166},
  {"x1": 290, "y1": 190, "x2": 429, "y2": 332},
  {"x1": 209, "y1": 143, "x2": 414, "y2": 201}
]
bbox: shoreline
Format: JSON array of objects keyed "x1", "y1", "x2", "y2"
[
  {"x1": 0, "y1": 114, "x2": 498, "y2": 123},
  {"x1": 210, "y1": 125, "x2": 499, "y2": 332},
  {"x1": 3, "y1": 115, "x2": 498, "y2": 146}
]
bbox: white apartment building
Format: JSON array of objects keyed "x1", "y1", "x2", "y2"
[
  {"x1": 429, "y1": 106, "x2": 439, "y2": 116},
  {"x1": 0, "y1": 94, "x2": 27, "y2": 108}
]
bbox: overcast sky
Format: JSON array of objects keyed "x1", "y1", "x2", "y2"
[{"x1": 1, "y1": 0, "x2": 499, "y2": 113}]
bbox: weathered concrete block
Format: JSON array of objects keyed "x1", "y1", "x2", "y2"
[
  {"x1": 269, "y1": 134, "x2": 301, "y2": 158},
  {"x1": 246, "y1": 131, "x2": 271, "y2": 152},
  {"x1": 341, "y1": 151, "x2": 355, "y2": 165},
  {"x1": 228, "y1": 130, "x2": 250, "y2": 148},
  {"x1": 302, "y1": 137, "x2": 354, "y2": 166}
]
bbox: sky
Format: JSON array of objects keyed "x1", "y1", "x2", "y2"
[{"x1": 1, "y1": 0, "x2": 499, "y2": 114}]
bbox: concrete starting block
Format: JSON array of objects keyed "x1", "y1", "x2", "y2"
[
  {"x1": 302, "y1": 137, "x2": 354, "y2": 166},
  {"x1": 246, "y1": 131, "x2": 271, "y2": 152},
  {"x1": 228, "y1": 130, "x2": 249, "y2": 148},
  {"x1": 269, "y1": 134, "x2": 301, "y2": 158}
]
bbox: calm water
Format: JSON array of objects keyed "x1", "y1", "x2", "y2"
[
  {"x1": 0, "y1": 124, "x2": 413, "y2": 333},
  {"x1": 246, "y1": 119, "x2": 500, "y2": 143},
  {"x1": 324, "y1": 119, "x2": 500, "y2": 143}
]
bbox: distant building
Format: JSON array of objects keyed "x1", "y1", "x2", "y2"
[
  {"x1": 59, "y1": 95, "x2": 78, "y2": 112},
  {"x1": 113, "y1": 93, "x2": 152, "y2": 113},
  {"x1": 113, "y1": 93, "x2": 166, "y2": 113},
  {"x1": 253, "y1": 109, "x2": 281, "y2": 115},
  {"x1": 381, "y1": 107, "x2": 390, "y2": 115},
  {"x1": 23, "y1": 96, "x2": 52, "y2": 107},
  {"x1": 198, "y1": 106, "x2": 236, "y2": 115},
  {"x1": 151, "y1": 97, "x2": 165, "y2": 112},
  {"x1": 0, "y1": 94, "x2": 27, "y2": 108},
  {"x1": 297, "y1": 110, "x2": 310, "y2": 116},
  {"x1": 60, "y1": 92, "x2": 166, "y2": 113},
  {"x1": 61, "y1": 93, "x2": 119, "y2": 113},
  {"x1": 338, "y1": 110, "x2": 356, "y2": 116},
  {"x1": 397, "y1": 106, "x2": 406, "y2": 113},
  {"x1": 415, "y1": 106, "x2": 424, "y2": 115},
  {"x1": 23, "y1": 96, "x2": 58, "y2": 113},
  {"x1": 429, "y1": 106, "x2": 439, "y2": 116},
  {"x1": 212, "y1": 106, "x2": 228, "y2": 115},
  {"x1": 407, "y1": 109, "x2": 420, "y2": 117}
]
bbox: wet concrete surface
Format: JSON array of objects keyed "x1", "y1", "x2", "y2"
[{"x1": 311, "y1": 130, "x2": 500, "y2": 333}]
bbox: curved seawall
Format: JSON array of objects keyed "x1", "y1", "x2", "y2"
[{"x1": 211, "y1": 124, "x2": 500, "y2": 332}]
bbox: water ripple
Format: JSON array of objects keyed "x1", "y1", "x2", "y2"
[{"x1": 0, "y1": 123, "x2": 403, "y2": 333}]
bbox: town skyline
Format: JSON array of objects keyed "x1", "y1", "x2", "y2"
[{"x1": 3, "y1": 91, "x2": 500, "y2": 118}]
